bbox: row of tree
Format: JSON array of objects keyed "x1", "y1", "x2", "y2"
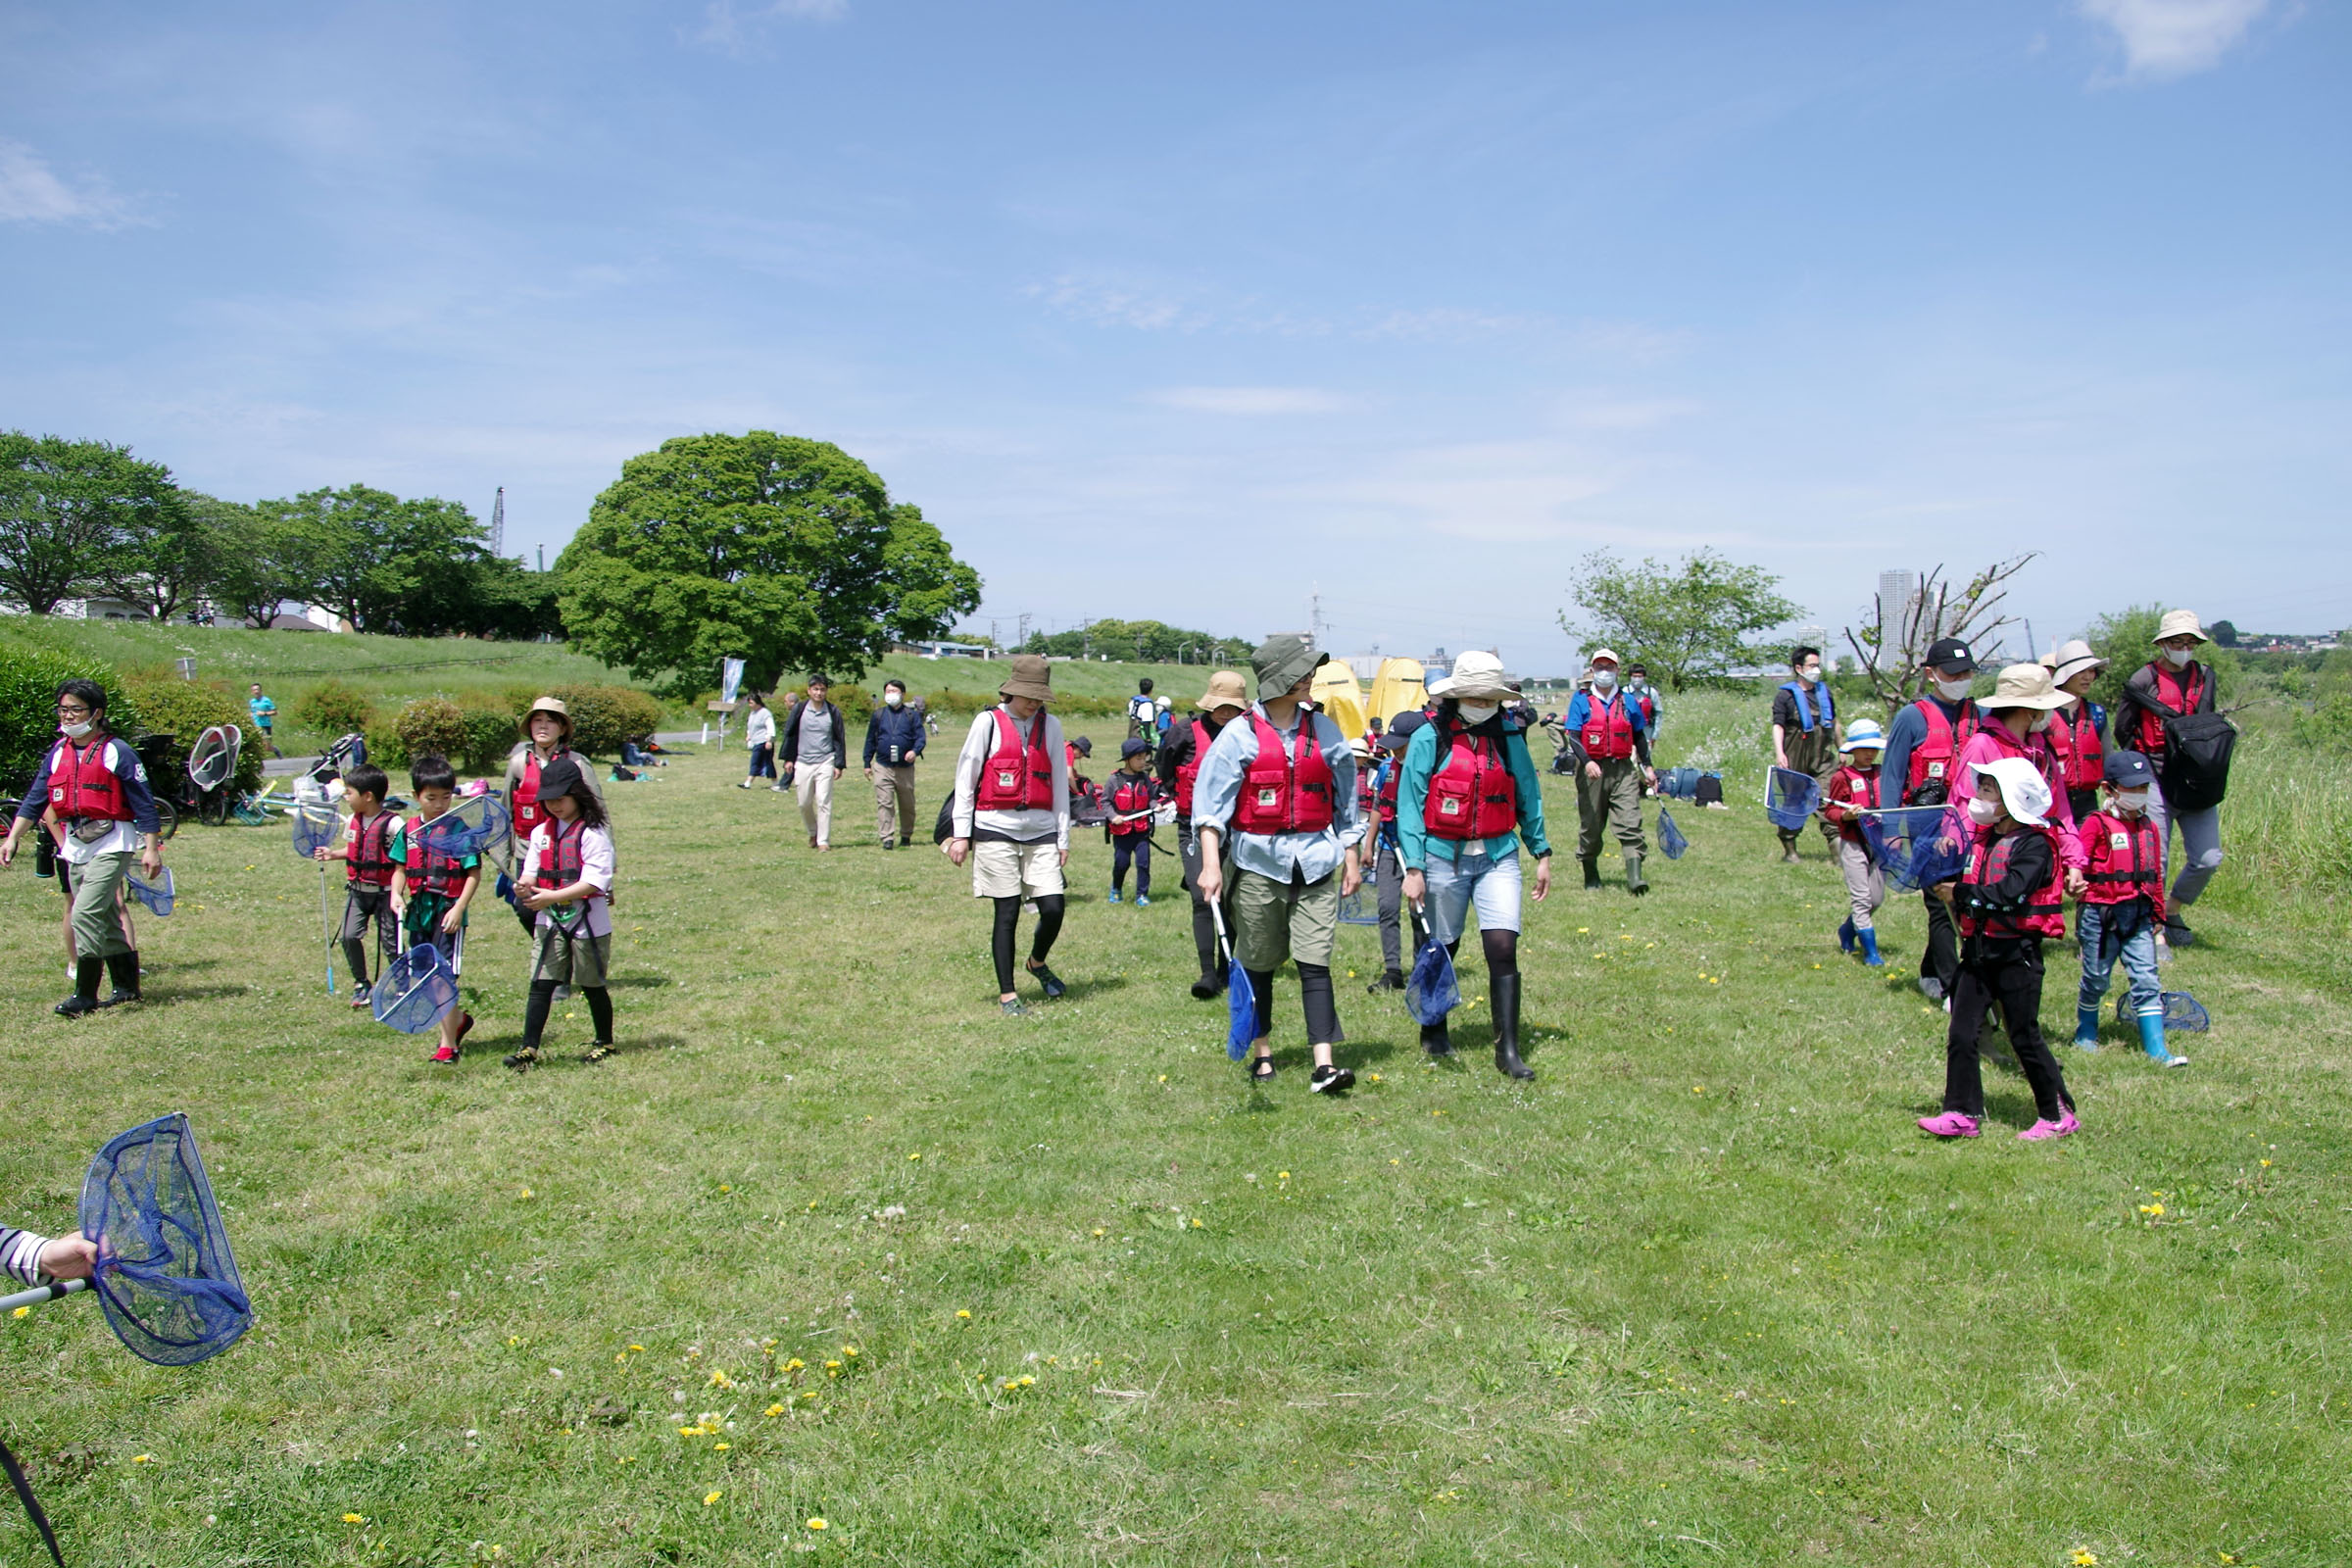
[
  {"x1": 0, "y1": 432, "x2": 558, "y2": 636},
  {"x1": 1019, "y1": 616, "x2": 1251, "y2": 664}
]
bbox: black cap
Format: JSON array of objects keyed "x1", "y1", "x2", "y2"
[
  {"x1": 2103, "y1": 750, "x2": 2155, "y2": 788},
  {"x1": 1924, "y1": 637, "x2": 1977, "y2": 674},
  {"x1": 1119, "y1": 737, "x2": 1152, "y2": 760},
  {"x1": 1382, "y1": 710, "x2": 1428, "y2": 749},
  {"x1": 536, "y1": 758, "x2": 587, "y2": 801}
]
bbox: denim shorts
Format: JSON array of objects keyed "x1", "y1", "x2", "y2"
[{"x1": 1423, "y1": 843, "x2": 1523, "y2": 945}]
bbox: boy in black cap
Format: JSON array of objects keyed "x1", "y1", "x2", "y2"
[
  {"x1": 1365, "y1": 711, "x2": 1429, "y2": 993},
  {"x1": 1879, "y1": 637, "x2": 1982, "y2": 1001},
  {"x1": 2071, "y1": 750, "x2": 2183, "y2": 1066},
  {"x1": 1104, "y1": 738, "x2": 1161, "y2": 905}
]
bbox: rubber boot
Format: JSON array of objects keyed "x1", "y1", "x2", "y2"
[
  {"x1": 1581, "y1": 858, "x2": 1601, "y2": 891},
  {"x1": 1491, "y1": 972, "x2": 1532, "y2": 1080},
  {"x1": 104, "y1": 951, "x2": 141, "y2": 1005},
  {"x1": 1366, "y1": 968, "x2": 1404, "y2": 996},
  {"x1": 2138, "y1": 1009, "x2": 2184, "y2": 1066},
  {"x1": 2072, "y1": 1004, "x2": 2102, "y2": 1051},
  {"x1": 1838, "y1": 918, "x2": 1856, "y2": 954},
  {"x1": 1857, "y1": 928, "x2": 1885, "y2": 967},
  {"x1": 56, "y1": 956, "x2": 106, "y2": 1017},
  {"x1": 1420, "y1": 1019, "x2": 1452, "y2": 1057},
  {"x1": 1623, "y1": 852, "x2": 1647, "y2": 896}
]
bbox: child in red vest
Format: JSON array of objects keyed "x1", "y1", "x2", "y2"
[
  {"x1": 316, "y1": 762, "x2": 397, "y2": 1007},
  {"x1": 1919, "y1": 757, "x2": 2078, "y2": 1142},
  {"x1": 1821, "y1": 718, "x2": 1886, "y2": 966},
  {"x1": 2072, "y1": 751, "x2": 2184, "y2": 1067},
  {"x1": 1105, "y1": 739, "x2": 1161, "y2": 905},
  {"x1": 390, "y1": 755, "x2": 481, "y2": 1063}
]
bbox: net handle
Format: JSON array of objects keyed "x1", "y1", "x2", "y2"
[{"x1": 0, "y1": 1278, "x2": 87, "y2": 1315}]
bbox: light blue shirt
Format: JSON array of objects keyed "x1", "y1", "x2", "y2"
[
  {"x1": 1396, "y1": 718, "x2": 1552, "y2": 869},
  {"x1": 1191, "y1": 703, "x2": 1365, "y2": 883}
]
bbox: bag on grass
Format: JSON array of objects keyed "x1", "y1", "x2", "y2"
[
  {"x1": 2117, "y1": 990, "x2": 2210, "y2": 1033},
  {"x1": 1405, "y1": 932, "x2": 1459, "y2": 1026},
  {"x1": 125, "y1": 866, "x2": 175, "y2": 917},
  {"x1": 1765, "y1": 766, "x2": 1822, "y2": 832},
  {"x1": 1657, "y1": 808, "x2": 1689, "y2": 860}
]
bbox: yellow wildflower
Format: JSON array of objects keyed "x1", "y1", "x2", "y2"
[
  {"x1": 807, "y1": 1518, "x2": 828, "y2": 1531},
  {"x1": 342, "y1": 1513, "x2": 366, "y2": 1524},
  {"x1": 764, "y1": 1403, "x2": 786, "y2": 1417},
  {"x1": 956, "y1": 1309, "x2": 971, "y2": 1320},
  {"x1": 704, "y1": 1490, "x2": 722, "y2": 1506}
]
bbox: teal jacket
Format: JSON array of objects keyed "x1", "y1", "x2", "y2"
[{"x1": 1396, "y1": 715, "x2": 1552, "y2": 869}]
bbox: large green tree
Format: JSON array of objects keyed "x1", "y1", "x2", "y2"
[
  {"x1": 1561, "y1": 548, "x2": 1800, "y2": 691},
  {"x1": 557, "y1": 432, "x2": 982, "y2": 698},
  {"x1": 0, "y1": 431, "x2": 181, "y2": 614},
  {"x1": 254, "y1": 484, "x2": 496, "y2": 633}
]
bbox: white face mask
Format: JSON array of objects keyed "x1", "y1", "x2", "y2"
[
  {"x1": 60, "y1": 719, "x2": 94, "y2": 740},
  {"x1": 1456, "y1": 702, "x2": 1499, "y2": 725},
  {"x1": 2163, "y1": 646, "x2": 2194, "y2": 668},
  {"x1": 1797, "y1": 665, "x2": 1823, "y2": 684},
  {"x1": 2030, "y1": 710, "x2": 2053, "y2": 733},
  {"x1": 2113, "y1": 788, "x2": 2150, "y2": 813},
  {"x1": 884, "y1": 692, "x2": 903, "y2": 708},
  {"x1": 1935, "y1": 676, "x2": 1975, "y2": 702},
  {"x1": 1966, "y1": 797, "x2": 2002, "y2": 825},
  {"x1": 1591, "y1": 671, "x2": 1617, "y2": 693},
  {"x1": 1627, "y1": 677, "x2": 1645, "y2": 691}
]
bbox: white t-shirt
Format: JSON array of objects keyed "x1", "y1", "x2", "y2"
[{"x1": 518, "y1": 821, "x2": 615, "y2": 938}]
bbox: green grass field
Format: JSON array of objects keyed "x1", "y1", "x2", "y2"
[{"x1": 1, "y1": 691, "x2": 2343, "y2": 1566}]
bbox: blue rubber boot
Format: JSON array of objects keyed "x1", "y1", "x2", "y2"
[
  {"x1": 1838, "y1": 918, "x2": 1856, "y2": 954},
  {"x1": 1857, "y1": 927, "x2": 1886, "y2": 967},
  {"x1": 2073, "y1": 1005, "x2": 2102, "y2": 1051},
  {"x1": 2138, "y1": 1009, "x2": 2185, "y2": 1067},
  {"x1": 1107, "y1": 888, "x2": 1122, "y2": 904}
]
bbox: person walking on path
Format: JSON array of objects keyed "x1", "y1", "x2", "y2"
[
  {"x1": 2045, "y1": 640, "x2": 2109, "y2": 822},
  {"x1": 1821, "y1": 718, "x2": 1887, "y2": 966},
  {"x1": 1104, "y1": 739, "x2": 1161, "y2": 904},
  {"x1": 780, "y1": 675, "x2": 849, "y2": 850},
  {"x1": 2112, "y1": 610, "x2": 2227, "y2": 948},
  {"x1": 247, "y1": 683, "x2": 283, "y2": 759},
  {"x1": 947, "y1": 655, "x2": 1073, "y2": 1014},
  {"x1": 1879, "y1": 637, "x2": 1982, "y2": 1002},
  {"x1": 1769, "y1": 647, "x2": 1840, "y2": 862},
  {"x1": 1, "y1": 679, "x2": 165, "y2": 1015},
  {"x1": 504, "y1": 696, "x2": 606, "y2": 934},
  {"x1": 1160, "y1": 668, "x2": 1248, "y2": 999},
  {"x1": 1191, "y1": 634, "x2": 1366, "y2": 1095},
  {"x1": 1363, "y1": 710, "x2": 1430, "y2": 996},
  {"x1": 1395, "y1": 651, "x2": 1552, "y2": 1080},
  {"x1": 1954, "y1": 663, "x2": 2088, "y2": 900},
  {"x1": 1564, "y1": 650, "x2": 1655, "y2": 893},
  {"x1": 740, "y1": 692, "x2": 777, "y2": 788},
  {"x1": 862, "y1": 678, "x2": 926, "y2": 850}
]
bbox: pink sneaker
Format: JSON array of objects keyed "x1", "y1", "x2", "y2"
[
  {"x1": 429, "y1": 1043, "x2": 459, "y2": 1064},
  {"x1": 1917, "y1": 1111, "x2": 1980, "y2": 1139},
  {"x1": 2016, "y1": 1114, "x2": 2077, "y2": 1142}
]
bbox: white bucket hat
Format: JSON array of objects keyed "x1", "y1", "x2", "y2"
[
  {"x1": 1429, "y1": 649, "x2": 1514, "y2": 701},
  {"x1": 2048, "y1": 638, "x2": 2107, "y2": 686},
  {"x1": 1973, "y1": 755, "x2": 2051, "y2": 826},
  {"x1": 1838, "y1": 717, "x2": 1886, "y2": 753},
  {"x1": 2153, "y1": 609, "x2": 2209, "y2": 645}
]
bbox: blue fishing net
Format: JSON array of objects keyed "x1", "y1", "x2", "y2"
[
  {"x1": 372, "y1": 941, "x2": 459, "y2": 1034},
  {"x1": 291, "y1": 804, "x2": 338, "y2": 858},
  {"x1": 1405, "y1": 936, "x2": 1459, "y2": 1026},
  {"x1": 1657, "y1": 808, "x2": 1689, "y2": 860},
  {"x1": 494, "y1": 870, "x2": 522, "y2": 908},
  {"x1": 76, "y1": 1113, "x2": 252, "y2": 1367},
  {"x1": 1861, "y1": 806, "x2": 1966, "y2": 891},
  {"x1": 2118, "y1": 990, "x2": 2209, "y2": 1033},
  {"x1": 1765, "y1": 767, "x2": 1822, "y2": 832},
  {"x1": 417, "y1": 793, "x2": 509, "y2": 860},
  {"x1": 1336, "y1": 887, "x2": 1378, "y2": 926},
  {"x1": 1226, "y1": 955, "x2": 1254, "y2": 1061},
  {"x1": 126, "y1": 867, "x2": 174, "y2": 917}
]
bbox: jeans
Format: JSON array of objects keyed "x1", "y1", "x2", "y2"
[
  {"x1": 2147, "y1": 780, "x2": 2224, "y2": 909},
  {"x1": 1111, "y1": 833, "x2": 1152, "y2": 898},
  {"x1": 1943, "y1": 937, "x2": 2073, "y2": 1123},
  {"x1": 1422, "y1": 842, "x2": 1523, "y2": 945},
  {"x1": 2077, "y1": 900, "x2": 2162, "y2": 1018},
  {"x1": 747, "y1": 742, "x2": 776, "y2": 780}
]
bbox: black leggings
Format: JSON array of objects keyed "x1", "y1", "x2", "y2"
[
  {"x1": 1442, "y1": 928, "x2": 1520, "y2": 974},
  {"x1": 991, "y1": 894, "x2": 1066, "y2": 994},
  {"x1": 522, "y1": 978, "x2": 613, "y2": 1049},
  {"x1": 1942, "y1": 938, "x2": 2072, "y2": 1122},
  {"x1": 1245, "y1": 962, "x2": 1341, "y2": 1046}
]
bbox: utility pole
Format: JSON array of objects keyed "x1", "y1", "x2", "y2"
[
  {"x1": 490, "y1": 487, "x2": 506, "y2": 558},
  {"x1": 1309, "y1": 586, "x2": 1327, "y2": 647},
  {"x1": 1017, "y1": 612, "x2": 1033, "y2": 652},
  {"x1": 990, "y1": 617, "x2": 1000, "y2": 651}
]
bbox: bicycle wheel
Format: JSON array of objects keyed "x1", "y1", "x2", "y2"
[
  {"x1": 154, "y1": 798, "x2": 179, "y2": 840},
  {"x1": 199, "y1": 788, "x2": 227, "y2": 828}
]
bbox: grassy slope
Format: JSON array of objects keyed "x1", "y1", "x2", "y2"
[{"x1": 0, "y1": 691, "x2": 2343, "y2": 1567}]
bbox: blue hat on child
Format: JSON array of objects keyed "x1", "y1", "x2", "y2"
[
  {"x1": 1119, "y1": 737, "x2": 1152, "y2": 760},
  {"x1": 2104, "y1": 750, "x2": 2155, "y2": 788}
]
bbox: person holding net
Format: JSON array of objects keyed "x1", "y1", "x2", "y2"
[
  {"x1": 391, "y1": 756, "x2": 481, "y2": 1064},
  {"x1": 314, "y1": 762, "x2": 398, "y2": 1006},
  {"x1": 503, "y1": 758, "x2": 617, "y2": 1069}
]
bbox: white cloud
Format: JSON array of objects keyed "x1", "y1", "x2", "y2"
[
  {"x1": 1151, "y1": 386, "x2": 1348, "y2": 416},
  {"x1": 2080, "y1": 0, "x2": 2271, "y2": 80},
  {"x1": 696, "y1": 0, "x2": 848, "y2": 52},
  {"x1": 0, "y1": 141, "x2": 137, "y2": 227}
]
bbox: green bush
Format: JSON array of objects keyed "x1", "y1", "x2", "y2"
[
  {"x1": 118, "y1": 672, "x2": 263, "y2": 798},
  {"x1": 0, "y1": 648, "x2": 141, "y2": 800},
  {"x1": 455, "y1": 692, "x2": 519, "y2": 776},
  {"x1": 292, "y1": 678, "x2": 376, "y2": 738},
  {"x1": 393, "y1": 697, "x2": 468, "y2": 773},
  {"x1": 364, "y1": 721, "x2": 409, "y2": 773},
  {"x1": 550, "y1": 683, "x2": 663, "y2": 756}
]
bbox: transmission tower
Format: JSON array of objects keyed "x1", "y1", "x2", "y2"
[{"x1": 490, "y1": 487, "x2": 506, "y2": 558}]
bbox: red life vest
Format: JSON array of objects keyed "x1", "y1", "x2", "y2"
[
  {"x1": 1232, "y1": 713, "x2": 1334, "y2": 834},
  {"x1": 976, "y1": 710, "x2": 1054, "y2": 811},
  {"x1": 1175, "y1": 719, "x2": 1215, "y2": 820},
  {"x1": 2050, "y1": 701, "x2": 2104, "y2": 793},
  {"x1": 1902, "y1": 698, "x2": 1980, "y2": 804},
  {"x1": 404, "y1": 813, "x2": 472, "y2": 900},
  {"x1": 1824, "y1": 764, "x2": 1879, "y2": 842},
  {"x1": 2133, "y1": 662, "x2": 2206, "y2": 755},
  {"x1": 512, "y1": 748, "x2": 583, "y2": 839},
  {"x1": 1423, "y1": 723, "x2": 1518, "y2": 841},
  {"x1": 1376, "y1": 760, "x2": 1400, "y2": 824},
  {"x1": 1634, "y1": 689, "x2": 1657, "y2": 727},
  {"x1": 45, "y1": 736, "x2": 131, "y2": 821},
  {"x1": 2079, "y1": 808, "x2": 2165, "y2": 918},
  {"x1": 1107, "y1": 772, "x2": 1156, "y2": 837},
  {"x1": 1579, "y1": 693, "x2": 1639, "y2": 761},
  {"x1": 345, "y1": 809, "x2": 396, "y2": 888},
  {"x1": 1956, "y1": 827, "x2": 2065, "y2": 940}
]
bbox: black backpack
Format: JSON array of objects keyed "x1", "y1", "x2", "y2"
[
  {"x1": 2138, "y1": 670, "x2": 2236, "y2": 810},
  {"x1": 933, "y1": 792, "x2": 957, "y2": 845}
]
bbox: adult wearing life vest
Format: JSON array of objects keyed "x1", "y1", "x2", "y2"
[
  {"x1": 1159, "y1": 670, "x2": 1248, "y2": 1000},
  {"x1": 1396, "y1": 652, "x2": 1551, "y2": 1080},
  {"x1": 1192, "y1": 634, "x2": 1366, "y2": 1094},
  {"x1": 1768, "y1": 647, "x2": 1840, "y2": 863},
  {"x1": 1563, "y1": 650, "x2": 1654, "y2": 894},
  {"x1": 2044, "y1": 639, "x2": 2109, "y2": 822},
  {"x1": 1877, "y1": 636, "x2": 1981, "y2": 1003},
  {"x1": 2112, "y1": 610, "x2": 2226, "y2": 948},
  {"x1": 947, "y1": 655, "x2": 1072, "y2": 1015},
  {"x1": 1954, "y1": 663, "x2": 2088, "y2": 900},
  {"x1": 504, "y1": 696, "x2": 605, "y2": 933},
  {"x1": 1363, "y1": 710, "x2": 1430, "y2": 996},
  {"x1": 1, "y1": 679, "x2": 165, "y2": 1016}
]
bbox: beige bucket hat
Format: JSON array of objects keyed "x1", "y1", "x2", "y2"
[
  {"x1": 2153, "y1": 609, "x2": 2209, "y2": 645},
  {"x1": 1430, "y1": 649, "x2": 1514, "y2": 702},
  {"x1": 2048, "y1": 638, "x2": 2107, "y2": 686},
  {"x1": 1194, "y1": 669, "x2": 1250, "y2": 712},
  {"x1": 524, "y1": 695, "x2": 573, "y2": 735},
  {"x1": 999, "y1": 654, "x2": 1054, "y2": 702},
  {"x1": 1984, "y1": 662, "x2": 2071, "y2": 711}
]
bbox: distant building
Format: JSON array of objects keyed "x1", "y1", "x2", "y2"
[
  {"x1": 903, "y1": 639, "x2": 989, "y2": 659},
  {"x1": 1339, "y1": 655, "x2": 1382, "y2": 681}
]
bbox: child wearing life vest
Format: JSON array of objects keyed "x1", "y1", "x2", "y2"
[
  {"x1": 504, "y1": 697, "x2": 604, "y2": 937},
  {"x1": 391, "y1": 755, "x2": 481, "y2": 1064},
  {"x1": 1821, "y1": 718, "x2": 1886, "y2": 966},
  {"x1": 947, "y1": 656, "x2": 1072, "y2": 1015},
  {"x1": 316, "y1": 762, "x2": 398, "y2": 1007},
  {"x1": 502, "y1": 758, "x2": 617, "y2": 1069},
  {"x1": 1105, "y1": 739, "x2": 1160, "y2": 905},
  {"x1": 1918, "y1": 758, "x2": 2079, "y2": 1142},
  {"x1": 1363, "y1": 712, "x2": 1431, "y2": 995},
  {"x1": 2045, "y1": 639, "x2": 2109, "y2": 822},
  {"x1": 1161, "y1": 670, "x2": 1248, "y2": 999},
  {"x1": 2071, "y1": 751, "x2": 2184, "y2": 1067}
]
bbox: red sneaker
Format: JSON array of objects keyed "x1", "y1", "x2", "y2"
[{"x1": 429, "y1": 1043, "x2": 459, "y2": 1064}]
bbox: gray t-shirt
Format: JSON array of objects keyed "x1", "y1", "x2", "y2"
[{"x1": 797, "y1": 703, "x2": 838, "y2": 768}]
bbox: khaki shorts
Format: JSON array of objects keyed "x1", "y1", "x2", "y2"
[
  {"x1": 1233, "y1": 866, "x2": 1340, "y2": 971},
  {"x1": 531, "y1": 924, "x2": 612, "y2": 988},
  {"x1": 972, "y1": 838, "x2": 1064, "y2": 900}
]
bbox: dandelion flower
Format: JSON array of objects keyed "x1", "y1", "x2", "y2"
[
  {"x1": 1277, "y1": 1171, "x2": 1290, "y2": 1181},
  {"x1": 956, "y1": 1309, "x2": 972, "y2": 1321},
  {"x1": 342, "y1": 1513, "x2": 367, "y2": 1524},
  {"x1": 704, "y1": 1490, "x2": 722, "y2": 1506},
  {"x1": 10, "y1": 1306, "x2": 25, "y2": 1319},
  {"x1": 1367, "y1": 1072, "x2": 1382, "y2": 1083},
  {"x1": 2072, "y1": 1553, "x2": 2098, "y2": 1566},
  {"x1": 784, "y1": 1357, "x2": 805, "y2": 1372},
  {"x1": 718, "y1": 1184, "x2": 731, "y2": 1193},
  {"x1": 843, "y1": 1346, "x2": 858, "y2": 1357},
  {"x1": 2139, "y1": 1203, "x2": 2165, "y2": 1217},
  {"x1": 628, "y1": 1344, "x2": 644, "y2": 1352},
  {"x1": 1692, "y1": 1086, "x2": 1705, "y2": 1095},
  {"x1": 131, "y1": 1454, "x2": 152, "y2": 1464},
  {"x1": 907, "y1": 1152, "x2": 921, "y2": 1161},
  {"x1": 807, "y1": 1518, "x2": 828, "y2": 1531},
  {"x1": 1156, "y1": 1074, "x2": 1168, "y2": 1083},
  {"x1": 1092, "y1": 1227, "x2": 1105, "y2": 1238},
  {"x1": 519, "y1": 1188, "x2": 533, "y2": 1199}
]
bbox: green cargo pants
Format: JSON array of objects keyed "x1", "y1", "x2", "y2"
[{"x1": 1577, "y1": 758, "x2": 1647, "y2": 861}]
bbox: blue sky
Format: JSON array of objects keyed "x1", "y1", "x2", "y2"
[{"x1": 3, "y1": 0, "x2": 2344, "y2": 673}]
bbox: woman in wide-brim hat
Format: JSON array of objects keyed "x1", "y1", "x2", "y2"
[
  {"x1": 1953, "y1": 662, "x2": 2087, "y2": 894},
  {"x1": 2112, "y1": 610, "x2": 2225, "y2": 946},
  {"x1": 504, "y1": 696, "x2": 606, "y2": 932},
  {"x1": 2044, "y1": 639, "x2": 2110, "y2": 820},
  {"x1": 946, "y1": 654, "x2": 1073, "y2": 1013}
]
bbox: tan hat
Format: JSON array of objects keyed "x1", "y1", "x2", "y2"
[
  {"x1": 999, "y1": 654, "x2": 1053, "y2": 703},
  {"x1": 2153, "y1": 609, "x2": 2209, "y2": 646},
  {"x1": 1429, "y1": 648, "x2": 1514, "y2": 701},
  {"x1": 2049, "y1": 638, "x2": 2107, "y2": 686},
  {"x1": 1194, "y1": 669, "x2": 1249, "y2": 712},
  {"x1": 524, "y1": 695, "x2": 572, "y2": 733},
  {"x1": 1588, "y1": 648, "x2": 1622, "y2": 668},
  {"x1": 1984, "y1": 662, "x2": 2071, "y2": 711}
]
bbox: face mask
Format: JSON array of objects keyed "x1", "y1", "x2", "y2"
[
  {"x1": 884, "y1": 692, "x2": 903, "y2": 708},
  {"x1": 1798, "y1": 665, "x2": 1822, "y2": 684},
  {"x1": 2030, "y1": 710, "x2": 2053, "y2": 733},
  {"x1": 1935, "y1": 676, "x2": 1974, "y2": 702},
  {"x1": 1591, "y1": 672, "x2": 1617, "y2": 693},
  {"x1": 60, "y1": 719, "x2": 93, "y2": 740},
  {"x1": 1456, "y1": 702, "x2": 1499, "y2": 725},
  {"x1": 1627, "y1": 677, "x2": 1645, "y2": 691},
  {"x1": 2113, "y1": 788, "x2": 2150, "y2": 814},
  {"x1": 1966, "y1": 798, "x2": 2002, "y2": 826},
  {"x1": 2164, "y1": 646, "x2": 2194, "y2": 668}
]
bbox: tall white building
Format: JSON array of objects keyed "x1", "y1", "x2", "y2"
[{"x1": 1876, "y1": 569, "x2": 1920, "y2": 626}]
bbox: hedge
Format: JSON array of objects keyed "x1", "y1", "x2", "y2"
[{"x1": 0, "y1": 647, "x2": 142, "y2": 801}]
